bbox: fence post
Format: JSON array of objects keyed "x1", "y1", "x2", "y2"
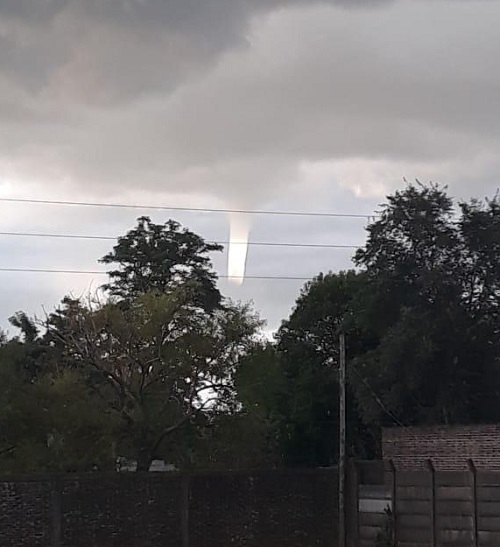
[
  {"x1": 427, "y1": 460, "x2": 436, "y2": 547},
  {"x1": 346, "y1": 460, "x2": 359, "y2": 547},
  {"x1": 181, "y1": 474, "x2": 190, "y2": 547},
  {"x1": 468, "y1": 459, "x2": 478, "y2": 547},
  {"x1": 388, "y1": 460, "x2": 397, "y2": 546},
  {"x1": 51, "y1": 477, "x2": 62, "y2": 547}
]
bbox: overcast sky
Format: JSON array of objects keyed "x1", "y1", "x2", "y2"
[{"x1": 1, "y1": 0, "x2": 500, "y2": 333}]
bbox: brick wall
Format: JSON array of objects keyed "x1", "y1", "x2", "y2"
[
  {"x1": 382, "y1": 423, "x2": 500, "y2": 470},
  {"x1": 189, "y1": 469, "x2": 337, "y2": 547},
  {"x1": 0, "y1": 469, "x2": 338, "y2": 547},
  {"x1": 0, "y1": 479, "x2": 54, "y2": 546}
]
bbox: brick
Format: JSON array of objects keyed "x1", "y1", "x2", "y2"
[
  {"x1": 0, "y1": 470, "x2": 339, "y2": 547},
  {"x1": 382, "y1": 424, "x2": 500, "y2": 470}
]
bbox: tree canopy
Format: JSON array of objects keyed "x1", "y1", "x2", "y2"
[
  {"x1": 275, "y1": 272, "x2": 376, "y2": 465},
  {"x1": 2, "y1": 184, "x2": 500, "y2": 472},
  {"x1": 47, "y1": 289, "x2": 261, "y2": 471},
  {"x1": 352, "y1": 184, "x2": 500, "y2": 427},
  {"x1": 243, "y1": 183, "x2": 500, "y2": 465},
  {"x1": 0, "y1": 217, "x2": 261, "y2": 473},
  {"x1": 100, "y1": 216, "x2": 223, "y2": 311}
]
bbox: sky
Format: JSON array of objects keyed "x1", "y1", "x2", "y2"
[{"x1": 1, "y1": 0, "x2": 500, "y2": 333}]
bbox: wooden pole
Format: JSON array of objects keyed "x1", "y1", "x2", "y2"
[
  {"x1": 339, "y1": 332, "x2": 346, "y2": 547},
  {"x1": 347, "y1": 459, "x2": 360, "y2": 547}
]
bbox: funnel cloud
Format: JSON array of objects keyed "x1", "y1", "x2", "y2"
[{"x1": 227, "y1": 214, "x2": 251, "y2": 284}]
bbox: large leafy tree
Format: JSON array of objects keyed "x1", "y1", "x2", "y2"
[
  {"x1": 0, "y1": 217, "x2": 264, "y2": 473},
  {"x1": 268, "y1": 184, "x2": 500, "y2": 466},
  {"x1": 0, "y1": 335, "x2": 116, "y2": 474},
  {"x1": 220, "y1": 345, "x2": 285, "y2": 468},
  {"x1": 275, "y1": 272, "x2": 377, "y2": 466},
  {"x1": 100, "y1": 216, "x2": 223, "y2": 311},
  {"x1": 48, "y1": 289, "x2": 261, "y2": 471},
  {"x1": 352, "y1": 183, "x2": 500, "y2": 427}
]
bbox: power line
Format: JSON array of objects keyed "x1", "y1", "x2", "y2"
[
  {"x1": 0, "y1": 197, "x2": 373, "y2": 219},
  {"x1": 350, "y1": 365, "x2": 427, "y2": 440},
  {"x1": 350, "y1": 364, "x2": 408, "y2": 429},
  {"x1": 0, "y1": 231, "x2": 116, "y2": 241},
  {"x1": 0, "y1": 267, "x2": 107, "y2": 275},
  {"x1": 0, "y1": 267, "x2": 312, "y2": 281},
  {"x1": 0, "y1": 231, "x2": 360, "y2": 249}
]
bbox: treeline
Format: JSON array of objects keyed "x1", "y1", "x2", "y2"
[{"x1": 1, "y1": 183, "x2": 500, "y2": 473}]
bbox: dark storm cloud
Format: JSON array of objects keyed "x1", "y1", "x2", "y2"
[
  {"x1": 0, "y1": 0, "x2": 499, "y2": 331},
  {"x1": 0, "y1": 0, "x2": 392, "y2": 101},
  {"x1": 1, "y1": 0, "x2": 499, "y2": 201}
]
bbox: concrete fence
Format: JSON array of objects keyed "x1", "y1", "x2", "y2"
[
  {"x1": 6, "y1": 462, "x2": 500, "y2": 546},
  {"x1": 355, "y1": 460, "x2": 500, "y2": 547}
]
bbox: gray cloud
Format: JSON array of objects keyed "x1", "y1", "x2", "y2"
[
  {"x1": 0, "y1": 0, "x2": 391, "y2": 104},
  {"x1": 0, "y1": 0, "x2": 499, "y2": 331},
  {"x1": 3, "y1": 2, "x2": 499, "y2": 189}
]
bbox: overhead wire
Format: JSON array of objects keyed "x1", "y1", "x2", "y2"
[
  {"x1": 350, "y1": 364, "x2": 409, "y2": 429},
  {"x1": 0, "y1": 230, "x2": 360, "y2": 249},
  {"x1": 0, "y1": 196, "x2": 450, "y2": 433},
  {"x1": 0, "y1": 196, "x2": 369, "y2": 281},
  {"x1": 0, "y1": 197, "x2": 373, "y2": 219},
  {"x1": 0, "y1": 198, "x2": 412, "y2": 428},
  {"x1": 0, "y1": 267, "x2": 314, "y2": 281}
]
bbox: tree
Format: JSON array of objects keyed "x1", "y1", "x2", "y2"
[
  {"x1": 220, "y1": 344, "x2": 285, "y2": 468},
  {"x1": 0, "y1": 335, "x2": 26, "y2": 466},
  {"x1": 0, "y1": 217, "x2": 266, "y2": 473},
  {"x1": 49, "y1": 289, "x2": 262, "y2": 471},
  {"x1": 0, "y1": 337, "x2": 116, "y2": 474},
  {"x1": 267, "y1": 184, "x2": 500, "y2": 465},
  {"x1": 275, "y1": 272, "x2": 376, "y2": 466},
  {"x1": 352, "y1": 183, "x2": 500, "y2": 427},
  {"x1": 100, "y1": 216, "x2": 223, "y2": 311},
  {"x1": 6, "y1": 312, "x2": 47, "y2": 381}
]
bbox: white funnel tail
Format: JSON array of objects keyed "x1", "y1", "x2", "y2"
[{"x1": 227, "y1": 214, "x2": 250, "y2": 284}]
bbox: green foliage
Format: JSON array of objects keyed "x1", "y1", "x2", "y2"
[
  {"x1": 0, "y1": 217, "x2": 261, "y2": 473},
  {"x1": 274, "y1": 272, "x2": 377, "y2": 466},
  {"x1": 46, "y1": 289, "x2": 262, "y2": 471},
  {"x1": 100, "y1": 216, "x2": 223, "y2": 311},
  {"x1": 3, "y1": 185, "x2": 500, "y2": 474},
  {"x1": 0, "y1": 343, "x2": 116, "y2": 474},
  {"x1": 188, "y1": 411, "x2": 279, "y2": 470},
  {"x1": 194, "y1": 345, "x2": 289, "y2": 470},
  {"x1": 352, "y1": 182, "x2": 500, "y2": 427},
  {"x1": 9, "y1": 312, "x2": 38, "y2": 343},
  {"x1": 249, "y1": 183, "x2": 500, "y2": 467}
]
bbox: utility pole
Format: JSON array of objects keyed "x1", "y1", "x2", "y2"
[{"x1": 338, "y1": 332, "x2": 346, "y2": 547}]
